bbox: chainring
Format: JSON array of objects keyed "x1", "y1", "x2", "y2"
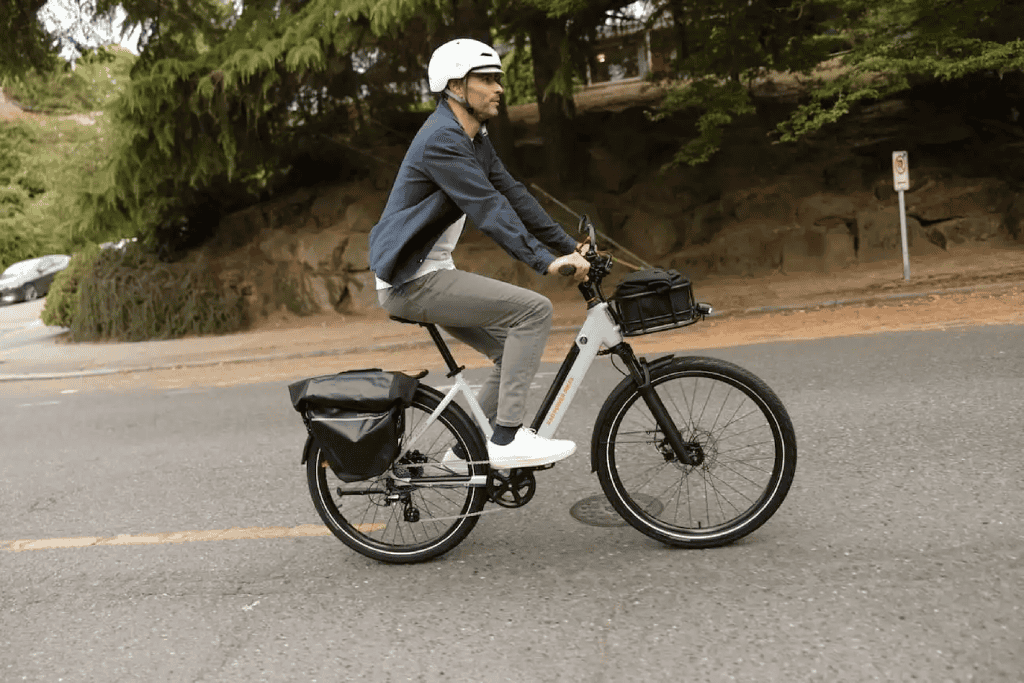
[{"x1": 486, "y1": 468, "x2": 537, "y2": 508}]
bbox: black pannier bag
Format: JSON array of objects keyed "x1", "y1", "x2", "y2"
[
  {"x1": 611, "y1": 268, "x2": 697, "y2": 336},
  {"x1": 289, "y1": 369, "x2": 421, "y2": 482}
]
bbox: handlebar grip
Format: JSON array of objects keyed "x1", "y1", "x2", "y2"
[{"x1": 558, "y1": 264, "x2": 576, "y2": 276}]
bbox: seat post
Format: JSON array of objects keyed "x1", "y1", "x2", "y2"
[{"x1": 422, "y1": 323, "x2": 465, "y2": 378}]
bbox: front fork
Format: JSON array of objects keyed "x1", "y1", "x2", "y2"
[{"x1": 612, "y1": 344, "x2": 703, "y2": 467}]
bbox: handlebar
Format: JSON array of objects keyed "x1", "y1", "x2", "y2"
[
  {"x1": 551, "y1": 214, "x2": 618, "y2": 309},
  {"x1": 556, "y1": 215, "x2": 602, "y2": 279}
]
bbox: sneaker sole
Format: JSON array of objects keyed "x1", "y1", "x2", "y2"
[{"x1": 486, "y1": 447, "x2": 575, "y2": 470}]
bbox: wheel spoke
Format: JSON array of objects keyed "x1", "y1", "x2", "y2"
[
  {"x1": 596, "y1": 358, "x2": 795, "y2": 546},
  {"x1": 306, "y1": 387, "x2": 487, "y2": 563}
]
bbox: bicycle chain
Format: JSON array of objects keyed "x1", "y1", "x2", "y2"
[
  {"x1": 395, "y1": 505, "x2": 515, "y2": 524},
  {"x1": 382, "y1": 467, "x2": 539, "y2": 523}
]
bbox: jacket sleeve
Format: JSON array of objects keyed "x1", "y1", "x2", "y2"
[
  {"x1": 420, "y1": 129, "x2": 565, "y2": 275},
  {"x1": 486, "y1": 145, "x2": 578, "y2": 256}
]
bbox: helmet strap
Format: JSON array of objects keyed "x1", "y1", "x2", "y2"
[{"x1": 445, "y1": 77, "x2": 476, "y2": 116}]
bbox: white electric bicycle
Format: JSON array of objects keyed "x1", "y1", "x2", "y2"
[{"x1": 303, "y1": 218, "x2": 797, "y2": 563}]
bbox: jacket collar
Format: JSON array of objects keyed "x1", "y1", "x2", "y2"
[{"x1": 436, "y1": 98, "x2": 487, "y2": 141}]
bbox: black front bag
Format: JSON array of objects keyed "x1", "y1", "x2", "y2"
[
  {"x1": 611, "y1": 268, "x2": 697, "y2": 336},
  {"x1": 289, "y1": 369, "x2": 421, "y2": 482}
]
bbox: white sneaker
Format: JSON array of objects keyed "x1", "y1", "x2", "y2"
[
  {"x1": 440, "y1": 449, "x2": 470, "y2": 475},
  {"x1": 487, "y1": 428, "x2": 576, "y2": 469}
]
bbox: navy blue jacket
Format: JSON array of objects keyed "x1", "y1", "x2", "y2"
[{"x1": 368, "y1": 100, "x2": 577, "y2": 286}]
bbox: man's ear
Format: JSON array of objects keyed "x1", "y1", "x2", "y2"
[{"x1": 447, "y1": 78, "x2": 465, "y2": 98}]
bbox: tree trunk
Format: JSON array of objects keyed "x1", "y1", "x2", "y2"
[
  {"x1": 667, "y1": 0, "x2": 690, "y2": 76},
  {"x1": 528, "y1": 17, "x2": 578, "y2": 188},
  {"x1": 452, "y1": 0, "x2": 520, "y2": 175}
]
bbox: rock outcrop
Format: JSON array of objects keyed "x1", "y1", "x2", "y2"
[{"x1": 203, "y1": 82, "x2": 1023, "y2": 320}]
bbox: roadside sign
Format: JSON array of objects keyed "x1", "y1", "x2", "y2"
[
  {"x1": 892, "y1": 150, "x2": 911, "y2": 280},
  {"x1": 892, "y1": 151, "x2": 910, "y2": 191}
]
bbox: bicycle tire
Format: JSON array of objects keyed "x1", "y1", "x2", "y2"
[
  {"x1": 594, "y1": 356, "x2": 797, "y2": 548},
  {"x1": 306, "y1": 384, "x2": 489, "y2": 563}
]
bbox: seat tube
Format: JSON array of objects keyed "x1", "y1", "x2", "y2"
[{"x1": 424, "y1": 324, "x2": 464, "y2": 377}]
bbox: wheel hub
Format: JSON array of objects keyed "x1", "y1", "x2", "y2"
[{"x1": 659, "y1": 431, "x2": 712, "y2": 468}]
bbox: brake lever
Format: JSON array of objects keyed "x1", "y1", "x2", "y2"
[{"x1": 582, "y1": 216, "x2": 598, "y2": 256}]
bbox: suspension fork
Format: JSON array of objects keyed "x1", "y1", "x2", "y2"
[{"x1": 612, "y1": 344, "x2": 702, "y2": 467}]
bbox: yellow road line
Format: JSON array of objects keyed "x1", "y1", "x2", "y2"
[{"x1": 2, "y1": 524, "x2": 333, "y2": 552}]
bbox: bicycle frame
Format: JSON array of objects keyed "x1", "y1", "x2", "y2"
[
  {"x1": 400, "y1": 216, "x2": 704, "y2": 473},
  {"x1": 403, "y1": 301, "x2": 623, "y2": 457}
]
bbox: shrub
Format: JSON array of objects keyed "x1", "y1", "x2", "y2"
[
  {"x1": 0, "y1": 213, "x2": 47, "y2": 268},
  {"x1": 40, "y1": 244, "x2": 100, "y2": 328},
  {"x1": 17, "y1": 167, "x2": 47, "y2": 197},
  {"x1": 0, "y1": 123, "x2": 35, "y2": 185},
  {"x1": 43, "y1": 242, "x2": 247, "y2": 339},
  {"x1": 58, "y1": 242, "x2": 247, "y2": 341},
  {"x1": 0, "y1": 185, "x2": 27, "y2": 219},
  {"x1": 1, "y1": 67, "x2": 97, "y2": 115}
]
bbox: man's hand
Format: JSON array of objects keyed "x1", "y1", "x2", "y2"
[{"x1": 548, "y1": 252, "x2": 590, "y2": 282}]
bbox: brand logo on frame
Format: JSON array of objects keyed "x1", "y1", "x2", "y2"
[{"x1": 547, "y1": 377, "x2": 574, "y2": 424}]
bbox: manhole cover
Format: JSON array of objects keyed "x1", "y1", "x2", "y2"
[{"x1": 569, "y1": 494, "x2": 663, "y2": 527}]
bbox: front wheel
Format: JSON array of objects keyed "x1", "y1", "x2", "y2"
[
  {"x1": 306, "y1": 384, "x2": 489, "y2": 563},
  {"x1": 594, "y1": 356, "x2": 797, "y2": 548}
]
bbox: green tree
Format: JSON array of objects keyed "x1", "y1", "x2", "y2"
[
  {"x1": 78, "y1": 0, "x2": 394, "y2": 255},
  {"x1": 76, "y1": 0, "x2": 637, "y2": 254},
  {"x1": 0, "y1": 0, "x2": 56, "y2": 78},
  {"x1": 500, "y1": 41, "x2": 536, "y2": 106},
  {"x1": 778, "y1": 0, "x2": 1024, "y2": 142},
  {"x1": 651, "y1": 0, "x2": 840, "y2": 166},
  {"x1": 488, "y1": 0, "x2": 638, "y2": 184},
  {"x1": 650, "y1": 0, "x2": 1024, "y2": 166}
]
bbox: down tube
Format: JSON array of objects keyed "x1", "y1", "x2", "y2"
[
  {"x1": 532, "y1": 305, "x2": 620, "y2": 438},
  {"x1": 529, "y1": 344, "x2": 580, "y2": 434}
]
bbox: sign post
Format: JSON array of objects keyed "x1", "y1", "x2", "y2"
[{"x1": 892, "y1": 151, "x2": 911, "y2": 280}]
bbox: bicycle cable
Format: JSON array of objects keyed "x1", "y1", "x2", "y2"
[{"x1": 610, "y1": 352, "x2": 628, "y2": 377}]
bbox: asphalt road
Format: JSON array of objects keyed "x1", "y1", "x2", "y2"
[
  {"x1": 2, "y1": 325, "x2": 1022, "y2": 682},
  {"x1": 0, "y1": 299, "x2": 61, "y2": 362}
]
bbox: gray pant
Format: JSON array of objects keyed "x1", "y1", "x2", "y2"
[{"x1": 378, "y1": 269, "x2": 553, "y2": 428}]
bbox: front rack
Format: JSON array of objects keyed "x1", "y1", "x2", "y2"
[{"x1": 610, "y1": 278, "x2": 700, "y2": 337}]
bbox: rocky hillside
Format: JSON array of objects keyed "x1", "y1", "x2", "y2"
[{"x1": 200, "y1": 78, "x2": 1024, "y2": 320}]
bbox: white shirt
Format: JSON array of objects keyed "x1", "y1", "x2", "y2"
[{"x1": 375, "y1": 215, "x2": 466, "y2": 290}]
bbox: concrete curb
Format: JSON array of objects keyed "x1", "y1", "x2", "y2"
[{"x1": 1, "y1": 279, "x2": 1020, "y2": 383}]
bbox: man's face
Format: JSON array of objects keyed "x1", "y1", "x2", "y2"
[{"x1": 459, "y1": 73, "x2": 503, "y2": 120}]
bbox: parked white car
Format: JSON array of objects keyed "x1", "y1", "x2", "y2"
[{"x1": 0, "y1": 255, "x2": 72, "y2": 305}]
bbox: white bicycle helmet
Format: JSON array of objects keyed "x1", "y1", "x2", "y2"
[{"x1": 427, "y1": 38, "x2": 504, "y2": 93}]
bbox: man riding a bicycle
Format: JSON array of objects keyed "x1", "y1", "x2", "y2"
[{"x1": 368, "y1": 38, "x2": 590, "y2": 470}]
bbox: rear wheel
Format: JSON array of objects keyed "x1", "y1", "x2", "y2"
[
  {"x1": 306, "y1": 384, "x2": 488, "y2": 563},
  {"x1": 594, "y1": 356, "x2": 796, "y2": 548}
]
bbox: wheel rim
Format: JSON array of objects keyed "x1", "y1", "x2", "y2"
[
  {"x1": 605, "y1": 369, "x2": 786, "y2": 541},
  {"x1": 312, "y1": 397, "x2": 484, "y2": 558},
  {"x1": 25, "y1": 286, "x2": 37, "y2": 301}
]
